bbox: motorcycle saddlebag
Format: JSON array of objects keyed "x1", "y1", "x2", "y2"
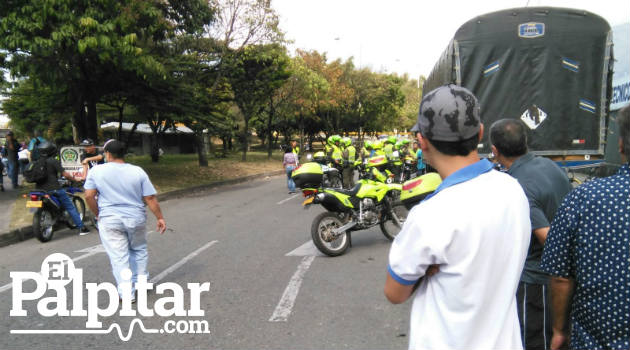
[
  {"x1": 292, "y1": 162, "x2": 324, "y2": 188},
  {"x1": 400, "y1": 172, "x2": 442, "y2": 209},
  {"x1": 366, "y1": 155, "x2": 387, "y2": 168}
]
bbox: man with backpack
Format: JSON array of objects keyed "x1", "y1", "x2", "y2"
[{"x1": 25, "y1": 141, "x2": 90, "y2": 235}]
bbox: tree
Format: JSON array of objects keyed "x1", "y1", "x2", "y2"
[
  {"x1": 0, "y1": 0, "x2": 214, "y2": 142},
  {"x1": 227, "y1": 43, "x2": 290, "y2": 161}
]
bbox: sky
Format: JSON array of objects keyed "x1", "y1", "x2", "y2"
[{"x1": 272, "y1": 0, "x2": 630, "y2": 79}]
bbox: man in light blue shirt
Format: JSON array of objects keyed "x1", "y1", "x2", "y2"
[{"x1": 84, "y1": 139, "x2": 166, "y2": 300}]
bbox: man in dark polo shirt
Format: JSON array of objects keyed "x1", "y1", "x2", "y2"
[{"x1": 489, "y1": 118, "x2": 572, "y2": 350}]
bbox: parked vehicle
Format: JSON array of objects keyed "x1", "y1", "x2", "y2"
[
  {"x1": 424, "y1": 7, "x2": 614, "y2": 175},
  {"x1": 292, "y1": 162, "x2": 441, "y2": 256},
  {"x1": 26, "y1": 179, "x2": 86, "y2": 242}
]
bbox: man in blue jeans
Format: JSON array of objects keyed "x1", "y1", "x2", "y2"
[
  {"x1": 84, "y1": 139, "x2": 166, "y2": 301},
  {"x1": 34, "y1": 141, "x2": 89, "y2": 235}
]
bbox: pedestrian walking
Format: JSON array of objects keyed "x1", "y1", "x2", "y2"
[
  {"x1": 540, "y1": 104, "x2": 630, "y2": 350},
  {"x1": 2, "y1": 131, "x2": 20, "y2": 189},
  {"x1": 282, "y1": 145, "x2": 298, "y2": 194},
  {"x1": 490, "y1": 118, "x2": 573, "y2": 350},
  {"x1": 84, "y1": 139, "x2": 166, "y2": 301},
  {"x1": 384, "y1": 84, "x2": 531, "y2": 350}
]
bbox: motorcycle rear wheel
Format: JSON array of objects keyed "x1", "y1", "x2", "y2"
[
  {"x1": 33, "y1": 209, "x2": 55, "y2": 242},
  {"x1": 380, "y1": 201, "x2": 408, "y2": 241},
  {"x1": 311, "y1": 212, "x2": 350, "y2": 257}
]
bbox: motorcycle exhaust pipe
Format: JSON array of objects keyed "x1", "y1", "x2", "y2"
[{"x1": 332, "y1": 221, "x2": 357, "y2": 236}]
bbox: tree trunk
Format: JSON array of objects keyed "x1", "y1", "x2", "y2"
[
  {"x1": 195, "y1": 132, "x2": 208, "y2": 167},
  {"x1": 267, "y1": 97, "x2": 275, "y2": 159},
  {"x1": 116, "y1": 105, "x2": 125, "y2": 140},
  {"x1": 150, "y1": 133, "x2": 160, "y2": 163},
  {"x1": 241, "y1": 117, "x2": 249, "y2": 162},
  {"x1": 124, "y1": 122, "x2": 139, "y2": 153},
  {"x1": 86, "y1": 97, "x2": 98, "y2": 142},
  {"x1": 73, "y1": 99, "x2": 87, "y2": 143}
]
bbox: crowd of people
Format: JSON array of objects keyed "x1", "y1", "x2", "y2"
[
  {"x1": 0, "y1": 130, "x2": 46, "y2": 191},
  {"x1": 281, "y1": 133, "x2": 429, "y2": 193},
  {"x1": 384, "y1": 84, "x2": 629, "y2": 350}
]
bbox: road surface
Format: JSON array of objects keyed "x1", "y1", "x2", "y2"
[{"x1": 0, "y1": 176, "x2": 410, "y2": 349}]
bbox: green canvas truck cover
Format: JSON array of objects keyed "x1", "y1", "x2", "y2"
[{"x1": 423, "y1": 7, "x2": 614, "y2": 156}]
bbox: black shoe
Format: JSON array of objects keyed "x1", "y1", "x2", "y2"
[{"x1": 79, "y1": 226, "x2": 90, "y2": 236}]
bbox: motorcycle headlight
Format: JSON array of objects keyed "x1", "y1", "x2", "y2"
[{"x1": 315, "y1": 193, "x2": 325, "y2": 202}]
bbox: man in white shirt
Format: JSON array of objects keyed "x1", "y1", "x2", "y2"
[
  {"x1": 84, "y1": 139, "x2": 166, "y2": 301},
  {"x1": 384, "y1": 84, "x2": 531, "y2": 350}
]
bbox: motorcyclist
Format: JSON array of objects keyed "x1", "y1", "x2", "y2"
[
  {"x1": 313, "y1": 151, "x2": 327, "y2": 165},
  {"x1": 371, "y1": 140, "x2": 386, "y2": 156},
  {"x1": 341, "y1": 137, "x2": 356, "y2": 188},
  {"x1": 36, "y1": 141, "x2": 90, "y2": 235}
]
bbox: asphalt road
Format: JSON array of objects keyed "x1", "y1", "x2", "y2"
[{"x1": 0, "y1": 175, "x2": 411, "y2": 350}]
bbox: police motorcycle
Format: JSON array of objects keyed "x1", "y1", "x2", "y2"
[
  {"x1": 292, "y1": 160, "x2": 442, "y2": 256},
  {"x1": 311, "y1": 151, "x2": 343, "y2": 189}
]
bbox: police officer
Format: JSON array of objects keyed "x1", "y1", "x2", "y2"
[{"x1": 341, "y1": 137, "x2": 356, "y2": 188}]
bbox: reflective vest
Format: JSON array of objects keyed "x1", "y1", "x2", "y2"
[
  {"x1": 331, "y1": 145, "x2": 343, "y2": 161},
  {"x1": 292, "y1": 146, "x2": 300, "y2": 156},
  {"x1": 384, "y1": 143, "x2": 394, "y2": 158},
  {"x1": 344, "y1": 145, "x2": 356, "y2": 163}
]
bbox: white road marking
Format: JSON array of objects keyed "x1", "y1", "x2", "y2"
[
  {"x1": 149, "y1": 240, "x2": 218, "y2": 283},
  {"x1": 286, "y1": 240, "x2": 325, "y2": 257},
  {"x1": 269, "y1": 256, "x2": 315, "y2": 322},
  {"x1": 276, "y1": 193, "x2": 300, "y2": 205},
  {"x1": 0, "y1": 231, "x2": 156, "y2": 294}
]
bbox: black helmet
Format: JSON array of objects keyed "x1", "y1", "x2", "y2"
[
  {"x1": 80, "y1": 138, "x2": 94, "y2": 146},
  {"x1": 37, "y1": 141, "x2": 57, "y2": 157}
]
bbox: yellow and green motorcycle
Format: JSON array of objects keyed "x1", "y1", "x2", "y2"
[{"x1": 292, "y1": 163, "x2": 441, "y2": 256}]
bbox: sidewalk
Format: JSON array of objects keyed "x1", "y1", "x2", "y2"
[{"x1": 0, "y1": 173, "x2": 26, "y2": 245}]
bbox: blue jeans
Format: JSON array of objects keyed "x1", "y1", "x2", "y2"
[
  {"x1": 50, "y1": 189, "x2": 84, "y2": 228},
  {"x1": 7, "y1": 161, "x2": 18, "y2": 187},
  {"x1": 286, "y1": 165, "x2": 296, "y2": 192},
  {"x1": 98, "y1": 216, "x2": 148, "y2": 298}
]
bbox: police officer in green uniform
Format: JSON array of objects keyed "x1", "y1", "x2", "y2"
[
  {"x1": 291, "y1": 140, "x2": 300, "y2": 163},
  {"x1": 341, "y1": 137, "x2": 356, "y2": 189}
]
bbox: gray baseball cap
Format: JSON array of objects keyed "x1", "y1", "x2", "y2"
[{"x1": 411, "y1": 84, "x2": 481, "y2": 142}]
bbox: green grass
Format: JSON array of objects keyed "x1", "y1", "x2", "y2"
[{"x1": 127, "y1": 151, "x2": 284, "y2": 193}]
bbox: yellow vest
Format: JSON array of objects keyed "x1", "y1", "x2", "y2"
[{"x1": 331, "y1": 145, "x2": 343, "y2": 161}]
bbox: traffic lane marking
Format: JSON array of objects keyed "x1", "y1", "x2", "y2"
[
  {"x1": 150, "y1": 240, "x2": 218, "y2": 284},
  {"x1": 286, "y1": 240, "x2": 325, "y2": 257},
  {"x1": 276, "y1": 193, "x2": 300, "y2": 205},
  {"x1": 269, "y1": 256, "x2": 315, "y2": 322},
  {"x1": 0, "y1": 231, "x2": 156, "y2": 294}
]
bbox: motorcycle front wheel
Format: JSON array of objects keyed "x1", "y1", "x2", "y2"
[
  {"x1": 380, "y1": 201, "x2": 408, "y2": 241},
  {"x1": 66, "y1": 197, "x2": 86, "y2": 229},
  {"x1": 311, "y1": 212, "x2": 350, "y2": 257},
  {"x1": 33, "y1": 208, "x2": 55, "y2": 242}
]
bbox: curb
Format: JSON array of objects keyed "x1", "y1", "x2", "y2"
[{"x1": 0, "y1": 170, "x2": 284, "y2": 248}]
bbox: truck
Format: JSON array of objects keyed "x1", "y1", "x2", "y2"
[{"x1": 423, "y1": 7, "x2": 615, "y2": 176}]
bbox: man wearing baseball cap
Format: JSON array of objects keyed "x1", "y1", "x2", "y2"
[
  {"x1": 384, "y1": 84, "x2": 531, "y2": 349},
  {"x1": 84, "y1": 139, "x2": 166, "y2": 302}
]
